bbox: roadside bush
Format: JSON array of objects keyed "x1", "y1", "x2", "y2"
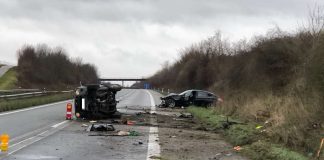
[
  {"x1": 149, "y1": 8, "x2": 324, "y2": 157},
  {"x1": 149, "y1": 26, "x2": 324, "y2": 156},
  {"x1": 17, "y1": 44, "x2": 98, "y2": 89}
]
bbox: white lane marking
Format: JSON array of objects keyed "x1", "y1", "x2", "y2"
[
  {"x1": 10, "y1": 124, "x2": 53, "y2": 143},
  {"x1": 10, "y1": 120, "x2": 67, "y2": 149},
  {"x1": 51, "y1": 120, "x2": 69, "y2": 128},
  {"x1": 147, "y1": 90, "x2": 156, "y2": 113},
  {"x1": 37, "y1": 130, "x2": 49, "y2": 136},
  {"x1": 6, "y1": 121, "x2": 71, "y2": 157},
  {"x1": 0, "y1": 100, "x2": 71, "y2": 116},
  {"x1": 146, "y1": 90, "x2": 161, "y2": 160},
  {"x1": 9, "y1": 144, "x2": 28, "y2": 155},
  {"x1": 9, "y1": 136, "x2": 36, "y2": 148}
]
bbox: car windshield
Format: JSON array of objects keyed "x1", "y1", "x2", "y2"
[{"x1": 179, "y1": 90, "x2": 191, "y2": 96}]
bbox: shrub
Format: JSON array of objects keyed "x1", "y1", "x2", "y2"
[{"x1": 17, "y1": 44, "x2": 98, "y2": 89}]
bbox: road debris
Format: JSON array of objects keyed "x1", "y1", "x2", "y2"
[
  {"x1": 129, "y1": 131, "x2": 140, "y2": 136},
  {"x1": 233, "y1": 146, "x2": 242, "y2": 151},
  {"x1": 117, "y1": 130, "x2": 140, "y2": 136},
  {"x1": 195, "y1": 126, "x2": 208, "y2": 131},
  {"x1": 110, "y1": 119, "x2": 120, "y2": 124},
  {"x1": 255, "y1": 125, "x2": 263, "y2": 129},
  {"x1": 87, "y1": 123, "x2": 115, "y2": 132},
  {"x1": 127, "y1": 120, "x2": 136, "y2": 125},
  {"x1": 121, "y1": 119, "x2": 137, "y2": 125},
  {"x1": 88, "y1": 130, "x2": 141, "y2": 137},
  {"x1": 136, "y1": 112, "x2": 143, "y2": 116},
  {"x1": 178, "y1": 112, "x2": 193, "y2": 118},
  {"x1": 81, "y1": 124, "x2": 88, "y2": 127},
  {"x1": 133, "y1": 141, "x2": 143, "y2": 145},
  {"x1": 149, "y1": 155, "x2": 162, "y2": 159},
  {"x1": 144, "y1": 109, "x2": 150, "y2": 114},
  {"x1": 117, "y1": 131, "x2": 130, "y2": 136}
]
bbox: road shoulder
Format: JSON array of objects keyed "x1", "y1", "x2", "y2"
[{"x1": 155, "y1": 108, "x2": 248, "y2": 160}]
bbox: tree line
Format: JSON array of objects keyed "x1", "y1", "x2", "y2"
[
  {"x1": 17, "y1": 44, "x2": 98, "y2": 90},
  {"x1": 148, "y1": 9, "x2": 324, "y2": 152}
]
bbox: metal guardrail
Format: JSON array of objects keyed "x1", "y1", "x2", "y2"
[
  {"x1": 0, "y1": 89, "x2": 40, "y2": 95},
  {"x1": 0, "y1": 90, "x2": 74, "y2": 100},
  {"x1": 0, "y1": 92, "x2": 45, "y2": 100},
  {"x1": 0, "y1": 89, "x2": 40, "y2": 93}
]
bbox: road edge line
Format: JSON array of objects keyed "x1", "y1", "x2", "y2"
[
  {"x1": 6, "y1": 121, "x2": 72, "y2": 157},
  {"x1": 0, "y1": 100, "x2": 72, "y2": 116},
  {"x1": 146, "y1": 90, "x2": 161, "y2": 160}
]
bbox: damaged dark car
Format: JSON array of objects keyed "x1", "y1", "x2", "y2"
[{"x1": 160, "y1": 90, "x2": 220, "y2": 108}]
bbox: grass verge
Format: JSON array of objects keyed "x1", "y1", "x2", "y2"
[
  {"x1": 243, "y1": 141, "x2": 308, "y2": 160},
  {"x1": 0, "y1": 93, "x2": 73, "y2": 112},
  {"x1": 187, "y1": 107, "x2": 309, "y2": 160},
  {"x1": 0, "y1": 67, "x2": 17, "y2": 90}
]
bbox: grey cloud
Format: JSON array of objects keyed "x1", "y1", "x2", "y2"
[
  {"x1": 0, "y1": 0, "x2": 319, "y2": 24},
  {"x1": 0, "y1": 0, "x2": 322, "y2": 77}
]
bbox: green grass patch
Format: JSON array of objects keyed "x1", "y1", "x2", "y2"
[
  {"x1": 187, "y1": 106, "x2": 257, "y2": 145},
  {"x1": 187, "y1": 107, "x2": 226, "y2": 128},
  {"x1": 0, "y1": 67, "x2": 17, "y2": 90},
  {"x1": 187, "y1": 107, "x2": 308, "y2": 160},
  {"x1": 224, "y1": 124, "x2": 259, "y2": 146},
  {"x1": 242, "y1": 141, "x2": 308, "y2": 160},
  {"x1": 0, "y1": 93, "x2": 73, "y2": 112}
]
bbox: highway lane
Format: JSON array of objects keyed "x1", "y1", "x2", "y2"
[
  {"x1": 0, "y1": 89, "x2": 140, "y2": 140},
  {"x1": 0, "y1": 89, "x2": 162, "y2": 160},
  {"x1": 0, "y1": 100, "x2": 71, "y2": 142}
]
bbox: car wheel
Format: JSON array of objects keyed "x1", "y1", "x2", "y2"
[
  {"x1": 206, "y1": 103, "x2": 212, "y2": 108},
  {"x1": 167, "y1": 99, "x2": 176, "y2": 108}
]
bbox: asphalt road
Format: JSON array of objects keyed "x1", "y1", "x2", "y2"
[
  {"x1": 0, "y1": 89, "x2": 162, "y2": 160},
  {"x1": 0, "y1": 65, "x2": 13, "y2": 77}
]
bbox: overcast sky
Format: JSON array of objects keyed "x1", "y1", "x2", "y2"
[{"x1": 0, "y1": 0, "x2": 322, "y2": 78}]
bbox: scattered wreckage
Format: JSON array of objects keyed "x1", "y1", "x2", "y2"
[
  {"x1": 160, "y1": 89, "x2": 221, "y2": 108},
  {"x1": 74, "y1": 83, "x2": 121, "y2": 119}
]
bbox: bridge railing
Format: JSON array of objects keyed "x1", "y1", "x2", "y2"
[{"x1": 98, "y1": 78, "x2": 147, "y2": 81}]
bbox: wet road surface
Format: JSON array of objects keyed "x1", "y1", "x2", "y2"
[{"x1": 0, "y1": 89, "x2": 162, "y2": 160}]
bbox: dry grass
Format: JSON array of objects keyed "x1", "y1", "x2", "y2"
[
  {"x1": 214, "y1": 92, "x2": 324, "y2": 155},
  {"x1": 188, "y1": 107, "x2": 308, "y2": 160},
  {"x1": 148, "y1": 13, "x2": 324, "y2": 158}
]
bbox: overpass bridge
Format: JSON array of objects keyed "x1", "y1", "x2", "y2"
[{"x1": 98, "y1": 78, "x2": 148, "y2": 87}]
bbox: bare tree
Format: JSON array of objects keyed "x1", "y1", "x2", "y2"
[{"x1": 306, "y1": 3, "x2": 324, "y2": 42}]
